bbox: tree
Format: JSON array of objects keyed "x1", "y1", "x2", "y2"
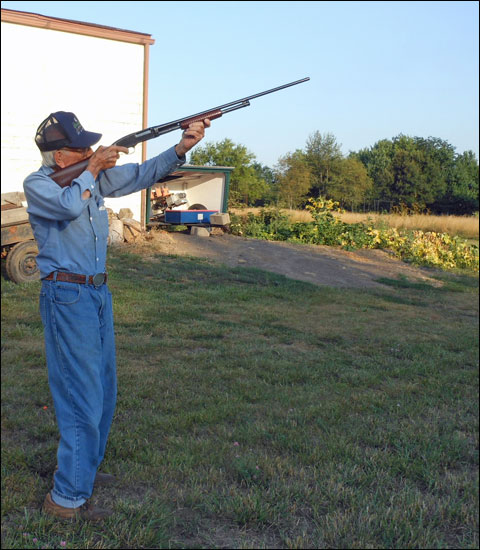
[
  {"x1": 354, "y1": 139, "x2": 394, "y2": 203},
  {"x1": 448, "y1": 150, "x2": 479, "y2": 214},
  {"x1": 354, "y1": 135, "x2": 470, "y2": 212},
  {"x1": 305, "y1": 132, "x2": 343, "y2": 196},
  {"x1": 390, "y1": 136, "x2": 429, "y2": 209},
  {"x1": 412, "y1": 136, "x2": 455, "y2": 209},
  {"x1": 252, "y1": 162, "x2": 277, "y2": 205},
  {"x1": 274, "y1": 150, "x2": 312, "y2": 209},
  {"x1": 189, "y1": 139, "x2": 267, "y2": 205},
  {"x1": 329, "y1": 157, "x2": 373, "y2": 209}
]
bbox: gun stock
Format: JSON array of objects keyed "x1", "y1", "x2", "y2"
[
  {"x1": 51, "y1": 159, "x2": 90, "y2": 188},
  {"x1": 49, "y1": 77, "x2": 310, "y2": 188}
]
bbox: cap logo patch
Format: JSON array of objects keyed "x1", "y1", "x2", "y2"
[{"x1": 72, "y1": 118, "x2": 84, "y2": 135}]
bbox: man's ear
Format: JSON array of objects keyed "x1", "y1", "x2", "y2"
[{"x1": 54, "y1": 150, "x2": 66, "y2": 168}]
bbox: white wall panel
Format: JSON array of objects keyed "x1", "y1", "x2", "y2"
[{"x1": 1, "y1": 21, "x2": 146, "y2": 220}]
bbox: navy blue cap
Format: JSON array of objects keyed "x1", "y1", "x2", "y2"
[{"x1": 35, "y1": 111, "x2": 102, "y2": 152}]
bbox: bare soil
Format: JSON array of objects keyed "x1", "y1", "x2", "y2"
[{"x1": 127, "y1": 228, "x2": 444, "y2": 289}]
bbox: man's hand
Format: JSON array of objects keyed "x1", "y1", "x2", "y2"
[
  {"x1": 87, "y1": 145, "x2": 129, "y2": 180},
  {"x1": 175, "y1": 119, "x2": 210, "y2": 158}
]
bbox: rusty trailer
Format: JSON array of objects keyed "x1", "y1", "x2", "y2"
[{"x1": 1, "y1": 192, "x2": 40, "y2": 283}]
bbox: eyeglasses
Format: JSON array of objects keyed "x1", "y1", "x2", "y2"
[{"x1": 61, "y1": 147, "x2": 91, "y2": 156}]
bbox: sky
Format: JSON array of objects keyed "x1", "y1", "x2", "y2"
[{"x1": 2, "y1": 0, "x2": 479, "y2": 167}]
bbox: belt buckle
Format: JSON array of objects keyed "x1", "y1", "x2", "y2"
[{"x1": 92, "y1": 273, "x2": 105, "y2": 287}]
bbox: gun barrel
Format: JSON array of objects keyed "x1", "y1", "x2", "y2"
[
  {"x1": 224, "y1": 77, "x2": 310, "y2": 108},
  {"x1": 151, "y1": 77, "x2": 310, "y2": 135}
]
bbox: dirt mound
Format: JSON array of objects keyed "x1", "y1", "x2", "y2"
[{"x1": 124, "y1": 229, "x2": 443, "y2": 289}]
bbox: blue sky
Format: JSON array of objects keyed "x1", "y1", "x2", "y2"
[{"x1": 2, "y1": 1, "x2": 479, "y2": 167}]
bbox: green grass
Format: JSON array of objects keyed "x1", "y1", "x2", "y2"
[{"x1": 1, "y1": 247, "x2": 479, "y2": 549}]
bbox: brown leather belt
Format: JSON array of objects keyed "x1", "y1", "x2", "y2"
[{"x1": 44, "y1": 272, "x2": 108, "y2": 286}]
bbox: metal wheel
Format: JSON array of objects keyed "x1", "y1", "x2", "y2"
[{"x1": 5, "y1": 240, "x2": 40, "y2": 283}]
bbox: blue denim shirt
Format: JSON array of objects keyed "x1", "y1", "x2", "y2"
[{"x1": 24, "y1": 146, "x2": 185, "y2": 279}]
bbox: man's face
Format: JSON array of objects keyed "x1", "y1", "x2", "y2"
[{"x1": 54, "y1": 146, "x2": 93, "y2": 168}]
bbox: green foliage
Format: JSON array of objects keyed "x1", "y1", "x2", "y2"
[
  {"x1": 251, "y1": 162, "x2": 277, "y2": 205},
  {"x1": 229, "y1": 208, "x2": 293, "y2": 241},
  {"x1": 188, "y1": 130, "x2": 477, "y2": 215},
  {"x1": 305, "y1": 131, "x2": 343, "y2": 196},
  {"x1": 274, "y1": 149, "x2": 313, "y2": 209},
  {"x1": 448, "y1": 150, "x2": 480, "y2": 213},
  {"x1": 329, "y1": 157, "x2": 373, "y2": 208},
  {"x1": 355, "y1": 139, "x2": 394, "y2": 201},
  {"x1": 230, "y1": 202, "x2": 479, "y2": 271},
  {"x1": 356, "y1": 135, "x2": 479, "y2": 214},
  {"x1": 189, "y1": 138, "x2": 268, "y2": 206}
]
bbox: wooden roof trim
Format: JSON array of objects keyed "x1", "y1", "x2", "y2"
[{"x1": 1, "y1": 8, "x2": 155, "y2": 45}]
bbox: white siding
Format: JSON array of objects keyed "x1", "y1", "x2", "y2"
[{"x1": 1, "y1": 21, "x2": 146, "y2": 220}]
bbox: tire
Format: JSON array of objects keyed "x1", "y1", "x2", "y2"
[
  {"x1": 188, "y1": 204, "x2": 207, "y2": 210},
  {"x1": 5, "y1": 241, "x2": 40, "y2": 283}
]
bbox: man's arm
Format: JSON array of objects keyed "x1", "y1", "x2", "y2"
[
  {"x1": 24, "y1": 169, "x2": 96, "y2": 221},
  {"x1": 98, "y1": 146, "x2": 185, "y2": 199},
  {"x1": 97, "y1": 120, "x2": 210, "y2": 199}
]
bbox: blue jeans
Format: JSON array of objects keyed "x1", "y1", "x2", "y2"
[{"x1": 39, "y1": 279, "x2": 117, "y2": 508}]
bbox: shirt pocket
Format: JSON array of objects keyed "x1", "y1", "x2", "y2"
[{"x1": 96, "y1": 206, "x2": 109, "y2": 243}]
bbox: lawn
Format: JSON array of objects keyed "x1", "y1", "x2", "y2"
[{"x1": 1, "y1": 245, "x2": 478, "y2": 549}]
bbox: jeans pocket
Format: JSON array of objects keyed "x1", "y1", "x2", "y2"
[{"x1": 53, "y1": 283, "x2": 81, "y2": 305}]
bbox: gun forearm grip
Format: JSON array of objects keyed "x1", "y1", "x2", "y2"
[{"x1": 180, "y1": 109, "x2": 223, "y2": 129}]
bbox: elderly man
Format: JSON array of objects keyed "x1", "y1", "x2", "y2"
[{"x1": 23, "y1": 111, "x2": 209, "y2": 521}]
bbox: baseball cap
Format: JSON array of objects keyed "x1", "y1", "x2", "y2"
[{"x1": 35, "y1": 111, "x2": 102, "y2": 152}]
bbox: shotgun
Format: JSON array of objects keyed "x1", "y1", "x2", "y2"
[{"x1": 50, "y1": 77, "x2": 310, "y2": 188}]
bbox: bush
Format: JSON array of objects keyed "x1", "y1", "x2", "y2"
[{"x1": 229, "y1": 200, "x2": 479, "y2": 271}]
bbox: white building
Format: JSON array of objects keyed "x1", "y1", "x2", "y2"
[{"x1": 1, "y1": 8, "x2": 154, "y2": 225}]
